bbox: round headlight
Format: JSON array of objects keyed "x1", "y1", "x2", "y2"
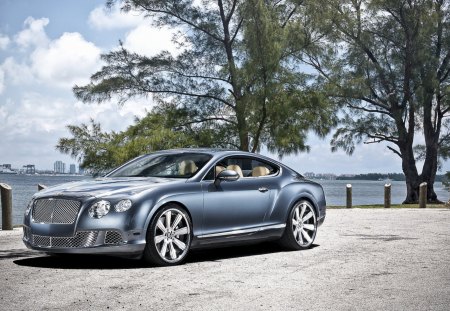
[
  {"x1": 115, "y1": 199, "x2": 132, "y2": 212},
  {"x1": 89, "y1": 200, "x2": 111, "y2": 218},
  {"x1": 25, "y1": 200, "x2": 34, "y2": 216}
]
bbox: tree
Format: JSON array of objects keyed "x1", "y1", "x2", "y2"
[
  {"x1": 73, "y1": 0, "x2": 336, "y2": 159},
  {"x1": 56, "y1": 107, "x2": 199, "y2": 175},
  {"x1": 56, "y1": 119, "x2": 114, "y2": 175},
  {"x1": 298, "y1": 0, "x2": 450, "y2": 203}
]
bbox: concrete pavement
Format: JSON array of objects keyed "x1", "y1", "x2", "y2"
[{"x1": 1, "y1": 208, "x2": 449, "y2": 310}]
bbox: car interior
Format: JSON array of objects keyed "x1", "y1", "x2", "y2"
[{"x1": 204, "y1": 157, "x2": 278, "y2": 180}]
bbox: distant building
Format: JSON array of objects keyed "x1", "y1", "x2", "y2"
[
  {"x1": 0, "y1": 164, "x2": 16, "y2": 174},
  {"x1": 54, "y1": 161, "x2": 66, "y2": 174},
  {"x1": 315, "y1": 173, "x2": 337, "y2": 180},
  {"x1": 304, "y1": 172, "x2": 315, "y2": 178},
  {"x1": 23, "y1": 164, "x2": 36, "y2": 174},
  {"x1": 69, "y1": 164, "x2": 76, "y2": 174},
  {"x1": 78, "y1": 167, "x2": 84, "y2": 175}
]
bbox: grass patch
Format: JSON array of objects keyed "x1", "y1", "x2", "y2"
[{"x1": 328, "y1": 204, "x2": 449, "y2": 209}]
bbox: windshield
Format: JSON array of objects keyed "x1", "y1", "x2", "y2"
[{"x1": 107, "y1": 153, "x2": 212, "y2": 178}]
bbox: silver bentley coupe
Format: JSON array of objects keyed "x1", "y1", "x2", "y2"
[{"x1": 23, "y1": 149, "x2": 326, "y2": 266}]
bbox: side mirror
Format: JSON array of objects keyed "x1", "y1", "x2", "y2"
[{"x1": 214, "y1": 169, "x2": 240, "y2": 187}]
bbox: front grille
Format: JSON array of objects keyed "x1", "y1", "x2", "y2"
[
  {"x1": 32, "y1": 198, "x2": 81, "y2": 224},
  {"x1": 105, "y1": 231, "x2": 124, "y2": 245},
  {"x1": 31, "y1": 231, "x2": 98, "y2": 248}
]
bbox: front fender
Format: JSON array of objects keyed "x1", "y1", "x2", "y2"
[{"x1": 140, "y1": 184, "x2": 204, "y2": 237}]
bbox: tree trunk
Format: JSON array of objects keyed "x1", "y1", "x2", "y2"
[
  {"x1": 236, "y1": 101, "x2": 249, "y2": 151},
  {"x1": 421, "y1": 140, "x2": 440, "y2": 203},
  {"x1": 401, "y1": 142, "x2": 441, "y2": 203},
  {"x1": 402, "y1": 163, "x2": 421, "y2": 204},
  {"x1": 399, "y1": 141, "x2": 421, "y2": 204}
]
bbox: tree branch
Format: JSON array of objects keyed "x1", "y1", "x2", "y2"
[
  {"x1": 387, "y1": 145, "x2": 402, "y2": 158},
  {"x1": 136, "y1": 3, "x2": 223, "y2": 42},
  {"x1": 178, "y1": 117, "x2": 237, "y2": 127}
]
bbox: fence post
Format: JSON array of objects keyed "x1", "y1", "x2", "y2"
[
  {"x1": 346, "y1": 184, "x2": 352, "y2": 208},
  {"x1": 384, "y1": 183, "x2": 391, "y2": 208},
  {"x1": 0, "y1": 183, "x2": 13, "y2": 230},
  {"x1": 419, "y1": 182, "x2": 427, "y2": 208},
  {"x1": 38, "y1": 184, "x2": 47, "y2": 191}
]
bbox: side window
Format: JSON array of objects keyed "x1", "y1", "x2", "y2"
[
  {"x1": 217, "y1": 157, "x2": 279, "y2": 178},
  {"x1": 250, "y1": 159, "x2": 277, "y2": 177},
  {"x1": 203, "y1": 160, "x2": 228, "y2": 181},
  {"x1": 203, "y1": 157, "x2": 279, "y2": 181}
]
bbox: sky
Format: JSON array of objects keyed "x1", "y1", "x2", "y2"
[{"x1": 0, "y1": 0, "x2": 446, "y2": 175}]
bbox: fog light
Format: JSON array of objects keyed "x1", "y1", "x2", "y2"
[
  {"x1": 115, "y1": 199, "x2": 132, "y2": 212},
  {"x1": 89, "y1": 200, "x2": 110, "y2": 218}
]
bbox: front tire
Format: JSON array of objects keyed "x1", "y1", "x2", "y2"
[
  {"x1": 279, "y1": 200, "x2": 317, "y2": 250},
  {"x1": 143, "y1": 204, "x2": 192, "y2": 266}
]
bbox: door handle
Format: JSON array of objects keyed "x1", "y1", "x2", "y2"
[{"x1": 258, "y1": 187, "x2": 269, "y2": 193}]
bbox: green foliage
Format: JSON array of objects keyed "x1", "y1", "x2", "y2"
[
  {"x1": 56, "y1": 108, "x2": 202, "y2": 176},
  {"x1": 298, "y1": 0, "x2": 450, "y2": 201},
  {"x1": 56, "y1": 120, "x2": 114, "y2": 174},
  {"x1": 73, "y1": 0, "x2": 337, "y2": 160}
]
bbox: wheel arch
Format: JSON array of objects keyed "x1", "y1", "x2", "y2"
[
  {"x1": 285, "y1": 194, "x2": 320, "y2": 223},
  {"x1": 268, "y1": 184, "x2": 321, "y2": 225},
  {"x1": 143, "y1": 200, "x2": 193, "y2": 235}
]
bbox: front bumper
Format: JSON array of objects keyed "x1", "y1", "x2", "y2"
[{"x1": 23, "y1": 226, "x2": 146, "y2": 257}]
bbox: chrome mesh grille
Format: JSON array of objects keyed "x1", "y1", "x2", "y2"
[
  {"x1": 33, "y1": 235, "x2": 50, "y2": 247},
  {"x1": 105, "y1": 231, "x2": 124, "y2": 245},
  {"x1": 31, "y1": 231, "x2": 98, "y2": 248},
  {"x1": 32, "y1": 198, "x2": 80, "y2": 224}
]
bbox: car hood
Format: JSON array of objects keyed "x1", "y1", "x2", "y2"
[{"x1": 33, "y1": 177, "x2": 184, "y2": 199}]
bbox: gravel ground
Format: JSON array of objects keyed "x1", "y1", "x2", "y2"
[{"x1": 1, "y1": 208, "x2": 449, "y2": 311}]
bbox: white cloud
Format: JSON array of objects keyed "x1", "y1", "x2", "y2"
[
  {"x1": 30, "y1": 32, "x2": 101, "y2": 87},
  {"x1": 123, "y1": 24, "x2": 177, "y2": 56},
  {"x1": 14, "y1": 17, "x2": 49, "y2": 49},
  {"x1": 88, "y1": 5, "x2": 145, "y2": 30},
  {"x1": 0, "y1": 34, "x2": 10, "y2": 50},
  {"x1": 1, "y1": 57, "x2": 35, "y2": 85},
  {"x1": 0, "y1": 91, "x2": 153, "y2": 169},
  {"x1": 0, "y1": 67, "x2": 4, "y2": 94}
]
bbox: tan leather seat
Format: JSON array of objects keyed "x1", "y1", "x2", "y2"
[
  {"x1": 252, "y1": 166, "x2": 270, "y2": 177},
  {"x1": 179, "y1": 160, "x2": 198, "y2": 175},
  {"x1": 226, "y1": 164, "x2": 243, "y2": 177},
  {"x1": 215, "y1": 165, "x2": 226, "y2": 176}
]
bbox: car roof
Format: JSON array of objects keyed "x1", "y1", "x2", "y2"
[
  {"x1": 155, "y1": 148, "x2": 275, "y2": 158},
  {"x1": 151, "y1": 148, "x2": 297, "y2": 174},
  {"x1": 160, "y1": 148, "x2": 237, "y2": 154}
]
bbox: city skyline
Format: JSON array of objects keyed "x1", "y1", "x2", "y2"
[{"x1": 1, "y1": 161, "x2": 80, "y2": 174}]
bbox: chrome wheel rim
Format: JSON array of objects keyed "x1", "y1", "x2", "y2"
[
  {"x1": 154, "y1": 208, "x2": 191, "y2": 263},
  {"x1": 292, "y1": 202, "x2": 316, "y2": 247}
]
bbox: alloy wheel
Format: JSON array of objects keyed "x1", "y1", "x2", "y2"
[
  {"x1": 291, "y1": 201, "x2": 317, "y2": 247},
  {"x1": 153, "y1": 208, "x2": 191, "y2": 263}
]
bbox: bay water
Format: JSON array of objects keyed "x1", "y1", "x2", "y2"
[{"x1": 1, "y1": 174, "x2": 448, "y2": 226}]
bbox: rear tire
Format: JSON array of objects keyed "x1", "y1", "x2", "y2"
[
  {"x1": 279, "y1": 200, "x2": 317, "y2": 250},
  {"x1": 143, "y1": 204, "x2": 192, "y2": 266}
]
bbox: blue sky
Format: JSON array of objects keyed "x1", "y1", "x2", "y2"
[{"x1": 0, "y1": 0, "x2": 443, "y2": 175}]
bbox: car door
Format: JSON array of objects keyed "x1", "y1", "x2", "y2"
[{"x1": 200, "y1": 156, "x2": 279, "y2": 237}]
